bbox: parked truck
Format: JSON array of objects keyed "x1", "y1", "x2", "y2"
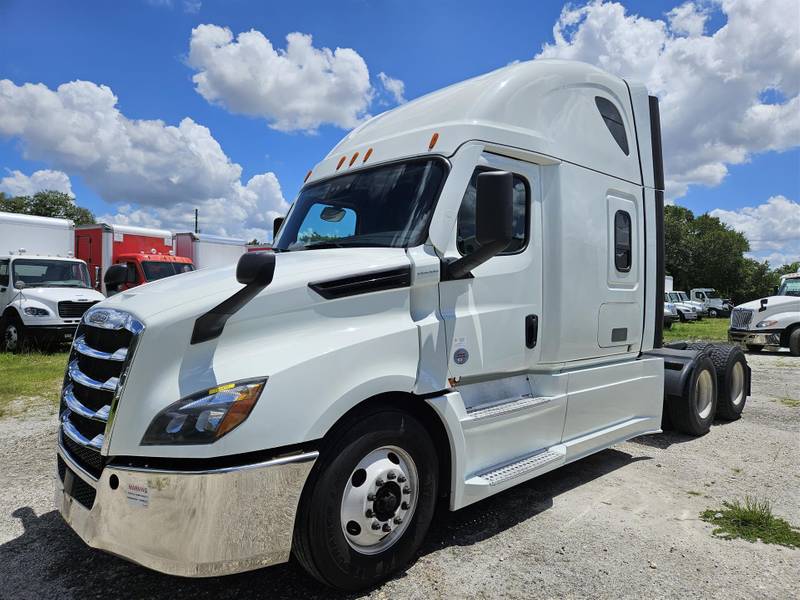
[
  {"x1": 54, "y1": 60, "x2": 751, "y2": 590},
  {"x1": 728, "y1": 272, "x2": 800, "y2": 354},
  {"x1": 174, "y1": 232, "x2": 247, "y2": 270},
  {"x1": 75, "y1": 223, "x2": 194, "y2": 294},
  {"x1": 1, "y1": 212, "x2": 104, "y2": 351},
  {"x1": 690, "y1": 288, "x2": 732, "y2": 318}
]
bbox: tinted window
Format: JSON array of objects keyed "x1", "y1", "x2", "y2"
[
  {"x1": 0, "y1": 260, "x2": 8, "y2": 286},
  {"x1": 595, "y1": 97, "x2": 629, "y2": 155},
  {"x1": 141, "y1": 261, "x2": 192, "y2": 281},
  {"x1": 276, "y1": 158, "x2": 447, "y2": 251},
  {"x1": 614, "y1": 210, "x2": 632, "y2": 272},
  {"x1": 457, "y1": 168, "x2": 529, "y2": 255}
]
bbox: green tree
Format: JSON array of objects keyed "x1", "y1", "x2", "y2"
[{"x1": 0, "y1": 190, "x2": 95, "y2": 225}]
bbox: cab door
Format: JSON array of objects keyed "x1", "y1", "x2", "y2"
[{"x1": 438, "y1": 153, "x2": 543, "y2": 382}]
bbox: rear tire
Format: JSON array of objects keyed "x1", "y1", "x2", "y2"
[
  {"x1": 667, "y1": 355, "x2": 717, "y2": 436},
  {"x1": 293, "y1": 408, "x2": 438, "y2": 591},
  {"x1": 708, "y1": 344, "x2": 748, "y2": 421},
  {"x1": 664, "y1": 321, "x2": 672, "y2": 330},
  {"x1": 788, "y1": 328, "x2": 800, "y2": 357}
]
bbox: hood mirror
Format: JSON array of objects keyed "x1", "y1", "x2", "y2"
[
  {"x1": 104, "y1": 264, "x2": 128, "y2": 295},
  {"x1": 320, "y1": 206, "x2": 346, "y2": 222}
]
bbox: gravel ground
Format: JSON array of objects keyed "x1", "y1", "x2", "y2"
[{"x1": 1, "y1": 351, "x2": 798, "y2": 599}]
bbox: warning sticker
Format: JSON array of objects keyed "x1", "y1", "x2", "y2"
[{"x1": 126, "y1": 481, "x2": 149, "y2": 508}]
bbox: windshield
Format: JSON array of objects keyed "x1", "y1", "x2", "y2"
[
  {"x1": 275, "y1": 158, "x2": 447, "y2": 251},
  {"x1": 668, "y1": 292, "x2": 682, "y2": 303},
  {"x1": 141, "y1": 261, "x2": 195, "y2": 281},
  {"x1": 11, "y1": 259, "x2": 91, "y2": 288},
  {"x1": 677, "y1": 292, "x2": 689, "y2": 301},
  {"x1": 778, "y1": 278, "x2": 800, "y2": 297},
  {"x1": 704, "y1": 290, "x2": 720, "y2": 298}
]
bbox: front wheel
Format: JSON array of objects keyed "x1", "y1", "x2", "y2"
[
  {"x1": 2, "y1": 315, "x2": 27, "y2": 353},
  {"x1": 789, "y1": 328, "x2": 800, "y2": 357},
  {"x1": 709, "y1": 308, "x2": 718, "y2": 318},
  {"x1": 293, "y1": 408, "x2": 439, "y2": 591}
]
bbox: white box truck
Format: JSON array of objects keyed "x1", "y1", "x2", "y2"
[
  {"x1": 174, "y1": 232, "x2": 246, "y2": 270},
  {"x1": 728, "y1": 272, "x2": 800, "y2": 354},
  {"x1": 54, "y1": 60, "x2": 751, "y2": 590},
  {"x1": 1, "y1": 212, "x2": 105, "y2": 351}
]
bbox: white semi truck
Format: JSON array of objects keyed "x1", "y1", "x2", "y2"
[
  {"x1": 728, "y1": 272, "x2": 800, "y2": 354},
  {"x1": 55, "y1": 60, "x2": 751, "y2": 590},
  {"x1": 1, "y1": 212, "x2": 104, "y2": 351}
]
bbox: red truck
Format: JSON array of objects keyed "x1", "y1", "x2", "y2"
[{"x1": 75, "y1": 224, "x2": 194, "y2": 294}]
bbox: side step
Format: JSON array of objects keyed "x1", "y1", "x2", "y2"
[
  {"x1": 468, "y1": 445, "x2": 567, "y2": 487},
  {"x1": 465, "y1": 395, "x2": 554, "y2": 421}
]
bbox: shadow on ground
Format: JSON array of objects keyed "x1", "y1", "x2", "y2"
[{"x1": 0, "y1": 449, "x2": 649, "y2": 600}]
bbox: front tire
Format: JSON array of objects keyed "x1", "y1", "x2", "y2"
[
  {"x1": 2, "y1": 314, "x2": 26, "y2": 353},
  {"x1": 788, "y1": 328, "x2": 800, "y2": 357},
  {"x1": 709, "y1": 308, "x2": 718, "y2": 318},
  {"x1": 293, "y1": 408, "x2": 439, "y2": 591}
]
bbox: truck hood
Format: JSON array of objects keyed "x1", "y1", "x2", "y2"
[
  {"x1": 17, "y1": 286, "x2": 103, "y2": 304},
  {"x1": 735, "y1": 295, "x2": 799, "y2": 311},
  {"x1": 99, "y1": 247, "x2": 412, "y2": 322}
]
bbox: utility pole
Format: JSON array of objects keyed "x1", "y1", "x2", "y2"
[{"x1": 194, "y1": 209, "x2": 199, "y2": 234}]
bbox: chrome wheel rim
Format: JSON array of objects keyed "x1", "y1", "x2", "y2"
[
  {"x1": 340, "y1": 445, "x2": 418, "y2": 555},
  {"x1": 730, "y1": 362, "x2": 745, "y2": 407},
  {"x1": 695, "y1": 369, "x2": 714, "y2": 419},
  {"x1": 4, "y1": 325, "x2": 18, "y2": 351}
]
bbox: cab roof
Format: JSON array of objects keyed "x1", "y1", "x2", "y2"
[{"x1": 308, "y1": 59, "x2": 643, "y2": 186}]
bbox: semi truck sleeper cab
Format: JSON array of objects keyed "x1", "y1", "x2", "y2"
[{"x1": 55, "y1": 60, "x2": 750, "y2": 591}]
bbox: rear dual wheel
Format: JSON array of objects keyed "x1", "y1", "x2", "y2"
[
  {"x1": 293, "y1": 409, "x2": 438, "y2": 591},
  {"x1": 667, "y1": 354, "x2": 717, "y2": 436}
]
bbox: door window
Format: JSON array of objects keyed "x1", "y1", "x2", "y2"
[
  {"x1": 0, "y1": 260, "x2": 8, "y2": 286},
  {"x1": 613, "y1": 210, "x2": 632, "y2": 272},
  {"x1": 457, "y1": 168, "x2": 529, "y2": 255}
]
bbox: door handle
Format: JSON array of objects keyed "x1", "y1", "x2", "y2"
[{"x1": 525, "y1": 314, "x2": 538, "y2": 349}]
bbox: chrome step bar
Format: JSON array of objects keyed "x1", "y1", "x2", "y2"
[
  {"x1": 61, "y1": 412, "x2": 104, "y2": 450},
  {"x1": 465, "y1": 395, "x2": 554, "y2": 421},
  {"x1": 63, "y1": 384, "x2": 110, "y2": 422},
  {"x1": 476, "y1": 448, "x2": 565, "y2": 486},
  {"x1": 73, "y1": 335, "x2": 128, "y2": 362},
  {"x1": 68, "y1": 360, "x2": 119, "y2": 392}
]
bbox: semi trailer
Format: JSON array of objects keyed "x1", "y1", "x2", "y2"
[
  {"x1": 54, "y1": 60, "x2": 751, "y2": 590},
  {"x1": 173, "y1": 232, "x2": 247, "y2": 270},
  {"x1": 729, "y1": 272, "x2": 800, "y2": 354},
  {"x1": 75, "y1": 223, "x2": 194, "y2": 294},
  {"x1": 1, "y1": 212, "x2": 104, "y2": 351}
]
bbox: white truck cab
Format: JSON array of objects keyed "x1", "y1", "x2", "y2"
[
  {"x1": 690, "y1": 288, "x2": 731, "y2": 317},
  {"x1": 669, "y1": 290, "x2": 707, "y2": 317},
  {"x1": 54, "y1": 60, "x2": 751, "y2": 590},
  {"x1": 0, "y1": 213, "x2": 104, "y2": 351},
  {"x1": 729, "y1": 273, "x2": 800, "y2": 354},
  {"x1": 665, "y1": 291, "x2": 698, "y2": 321}
]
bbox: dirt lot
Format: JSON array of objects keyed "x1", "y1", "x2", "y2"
[{"x1": 0, "y1": 351, "x2": 798, "y2": 600}]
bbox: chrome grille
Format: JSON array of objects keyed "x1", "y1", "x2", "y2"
[
  {"x1": 730, "y1": 308, "x2": 754, "y2": 330},
  {"x1": 59, "y1": 307, "x2": 143, "y2": 480}
]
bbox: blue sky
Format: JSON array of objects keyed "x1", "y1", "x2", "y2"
[{"x1": 0, "y1": 0, "x2": 798, "y2": 263}]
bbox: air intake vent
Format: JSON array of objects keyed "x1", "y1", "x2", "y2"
[{"x1": 308, "y1": 266, "x2": 411, "y2": 300}]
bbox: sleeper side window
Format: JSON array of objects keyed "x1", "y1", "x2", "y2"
[
  {"x1": 614, "y1": 210, "x2": 632, "y2": 272},
  {"x1": 0, "y1": 260, "x2": 8, "y2": 286},
  {"x1": 595, "y1": 97, "x2": 630, "y2": 156},
  {"x1": 457, "y1": 168, "x2": 529, "y2": 255}
]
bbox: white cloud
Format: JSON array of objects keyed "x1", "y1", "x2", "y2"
[
  {"x1": 378, "y1": 72, "x2": 406, "y2": 104},
  {"x1": 536, "y1": 0, "x2": 800, "y2": 199},
  {"x1": 0, "y1": 169, "x2": 73, "y2": 197},
  {"x1": 187, "y1": 25, "x2": 405, "y2": 132},
  {"x1": 711, "y1": 196, "x2": 800, "y2": 265},
  {"x1": 183, "y1": 0, "x2": 201, "y2": 13},
  {"x1": 0, "y1": 79, "x2": 288, "y2": 239}
]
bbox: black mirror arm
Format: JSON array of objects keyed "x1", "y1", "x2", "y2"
[
  {"x1": 191, "y1": 285, "x2": 263, "y2": 344},
  {"x1": 443, "y1": 240, "x2": 508, "y2": 281}
]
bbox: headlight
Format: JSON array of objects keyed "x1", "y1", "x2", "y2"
[
  {"x1": 756, "y1": 320, "x2": 778, "y2": 328},
  {"x1": 141, "y1": 378, "x2": 266, "y2": 445},
  {"x1": 23, "y1": 307, "x2": 49, "y2": 316}
]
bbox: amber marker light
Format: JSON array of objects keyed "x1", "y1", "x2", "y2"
[
  {"x1": 428, "y1": 132, "x2": 439, "y2": 150},
  {"x1": 216, "y1": 382, "x2": 265, "y2": 438},
  {"x1": 363, "y1": 148, "x2": 373, "y2": 163},
  {"x1": 349, "y1": 152, "x2": 360, "y2": 166},
  {"x1": 336, "y1": 156, "x2": 347, "y2": 170}
]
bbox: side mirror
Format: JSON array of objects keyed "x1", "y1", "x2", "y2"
[
  {"x1": 446, "y1": 171, "x2": 514, "y2": 280},
  {"x1": 273, "y1": 217, "x2": 284, "y2": 241},
  {"x1": 104, "y1": 264, "x2": 128, "y2": 294},
  {"x1": 191, "y1": 252, "x2": 277, "y2": 344},
  {"x1": 93, "y1": 266, "x2": 101, "y2": 289}
]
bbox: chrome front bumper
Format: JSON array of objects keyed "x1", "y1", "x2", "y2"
[
  {"x1": 728, "y1": 329, "x2": 781, "y2": 347},
  {"x1": 56, "y1": 444, "x2": 317, "y2": 577}
]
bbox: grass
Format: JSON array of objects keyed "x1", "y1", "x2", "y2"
[
  {"x1": 779, "y1": 398, "x2": 800, "y2": 408},
  {"x1": 701, "y1": 496, "x2": 800, "y2": 549},
  {"x1": 0, "y1": 352, "x2": 69, "y2": 418},
  {"x1": 663, "y1": 317, "x2": 729, "y2": 343}
]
